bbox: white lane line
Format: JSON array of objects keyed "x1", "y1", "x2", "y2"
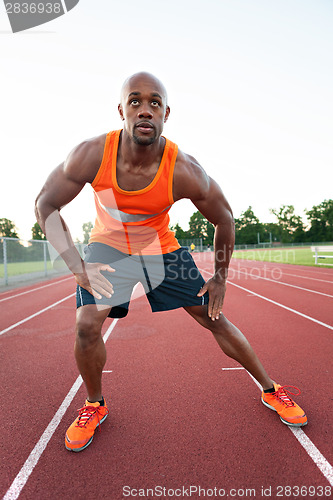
[
  {"x1": 0, "y1": 277, "x2": 72, "y2": 303},
  {"x1": 245, "y1": 371, "x2": 333, "y2": 487},
  {"x1": 222, "y1": 367, "x2": 245, "y2": 370},
  {"x1": 229, "y1": 281, "x2": 333, "y2": 331},
  {"x1": 201, "y1": 270, "x2": 333, "y2": 331},
  {"x1": 0, "y1": 294, "x2": 75, "y2": 336},
  {"x1": 234, "y1": 270, "x2": 333, "y2": 298},
  {"x1": 231, "y1": 256, "x2": 333, "y2": 274},
  {"x1": 281, "y1": 272, "x2": 333, "y2": 285},
  {"x1": 231, "y1": 264, "x2": 333, "y2": 284},
  {"x1": 3, "y1": 318, "x2": 119, "y2": 500}
]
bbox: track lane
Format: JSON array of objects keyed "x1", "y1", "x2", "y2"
[
  {"x1": 11, "y1": 295, "x2": 333, "y2": 499},
  {"x1": 0, "y1": 297, "x2": 79, "y2": 495},
  {"x1": 228, "y1": 277, "x2": 332, "y2": 327},
  {"x1": 1, "y1": 259, "x2": 332, "y2": 498},
  {"x1": 196, "y1": 251, "x2": 333, "y2": 280},
  {"x1": 0, "y1": 277, "x2": 76, "y2": 333},
  {"x1": 196, "y1": 257, "x2": 333, "y2": 326},
  {"x1": 0, "y1": 276, "x2": 73, "y2": 302},
  {"x1": 204, "y1": 272, "x2": 333, "y2": 467},
  {"x1": 229, "y1": 261, "x2": 333, "y2": 296}
]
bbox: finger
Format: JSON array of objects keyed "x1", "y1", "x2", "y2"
[
  {"x1": 212, "y1": 301, "x2": 223, "y2": 320},
  {"x1": 82, "y1": 274, "x2": 113, "y2": 297},
  {"x1": 97, "y1": 275, "x2": 114, "y2": 294},
  {"x1": 99, "y1": 264, "x2": 115, "y2": 273},
  {"x1": 84, "y1": 285, "x2": 103, "y2": 300},
  {"x1": 208, "y1": 297, "x2": 215, "y2": 319},
  {"x1": 85, "y1": 282, "x2": 113, "y2": 300},
  {"x1": 209, "y1": 297, "x2": 222, "y2": 321},
  {"x1": 197, "y1": 283, "x2": 208, "y2": 297},
  {"x1": 94, "y1": 281, "x2": 114, "y2": 298}
]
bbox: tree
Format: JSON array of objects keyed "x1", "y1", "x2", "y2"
[
  {"x1": 170, "y1": 223, "x2": 190, "y2": 241},
  {"x1": 0, "y1": 218, "x2": 25, "y2": 263},
  {"x1": 82, "y1": 221, "x2": 93, "y2": 244},
  {"x1": 0, "y1": 218, "x2": 19, "y2": 238},
  {"x1": 270, "y1": 205, "x2": 305, "y2": 243},
  {"x1": 31, "y1": 222, "x2": 46, "y2": 240},
  {"x1": 234, "y1": 206, "x2": 262, "y2": 244},
  {"x1": 305, "y1": 199, "x2": 333, "y2": 242},
  {"x1": 260, "y1": 222, "x2": 280, "y2": 243},
  {"x1": 188, "y1": 211, "x2": 215, "y2": 245}
]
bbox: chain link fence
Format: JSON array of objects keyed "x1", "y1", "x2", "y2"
[
  {"x1": 178, "y1": 238, "x2": 205, "y2": 252},
  {"x1": 234, "y1": 241, "x2": 333, "y2": 250},
  {"x1": 0, "y1": 237, "x2": 85, "y2": 288}
]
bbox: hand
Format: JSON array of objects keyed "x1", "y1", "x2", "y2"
[
  {"x1": 74, "y1": 262, "x2": 115, "y2": 300},
  {"x1": 197, "y1": 274, "x2": 227, "y2": 321}
]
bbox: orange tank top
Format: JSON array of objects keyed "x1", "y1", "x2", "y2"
[{"x1": 89, "y1": 130, "x2": 181, "y2": 255}]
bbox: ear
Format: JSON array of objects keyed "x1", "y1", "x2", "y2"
[
  {"x1": 118, "y1": 103, "x2": 125, "y2": 121},
  {"x1": 164, "y1": 105, "x2": 170, "y2": 123}
]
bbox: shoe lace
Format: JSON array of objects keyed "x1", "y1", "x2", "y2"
[
  {"x1": 75, "y1": 404, "x2": 108, "y2": 431},
  {"x1": 274, "y1": 385, "x2": 301, "y2": 408}
]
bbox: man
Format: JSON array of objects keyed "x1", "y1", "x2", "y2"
[{"x1": 35, "y1": 72, "x2": 307, "y2": 452}]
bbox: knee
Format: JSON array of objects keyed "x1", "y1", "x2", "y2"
[
  {"x1": 76, "y1": 310, "x2": 102, "y2": 348},
  {"x1": 191, "y1": 308, "x2": 230, "y2": 335},
  {"x1": 203, "y1": 313, "x2": 234, "y2": 338},
  {"x1": 186, "y1": 306, "x2": 234, "y2": 337}
]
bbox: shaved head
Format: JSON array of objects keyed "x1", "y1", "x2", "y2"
[
  {"x1": 118, "y1": 71, "x2": 170, "y2": 146},
  {"x1": 120, "y1": 72, "x2": 168, "y2": 106}
]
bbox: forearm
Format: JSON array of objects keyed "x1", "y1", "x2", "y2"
[
  {"x1": 213, "y1": 215, "x2": 235, "y2": 280},
  {"x1": 35, "y1": 202, "x2": 84, "y2": 274}
]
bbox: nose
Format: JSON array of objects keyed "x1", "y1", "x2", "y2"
[{"x1": 138, "y1": 104, "x2": 153, "y2": 119}]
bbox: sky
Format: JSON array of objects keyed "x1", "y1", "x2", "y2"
[{"x1": 0, "y1": 0, "x2": 332, "y2": 242}]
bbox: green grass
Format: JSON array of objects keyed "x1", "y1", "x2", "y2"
[
  {"x1": 0, "y1": 261, "x2": 54, "y2": 278},
  {"x1": 232, "y1": 246, "x2": 333, "y2": 267}
]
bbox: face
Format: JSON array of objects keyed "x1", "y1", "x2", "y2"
[{"x1": 118, "y1": 73, "x2": 170, "y2": 146}]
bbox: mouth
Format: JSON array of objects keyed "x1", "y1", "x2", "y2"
[{"x1": 135, "y1": 122, "x2": 154, "y2": 134}]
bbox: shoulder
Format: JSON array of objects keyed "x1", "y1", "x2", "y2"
[
  {"x1": 173, "y1": 148, "x2": 210, "y2": 202},
  {"x1": 64, "y1": 133, "x2": 107, "y2": 184}
]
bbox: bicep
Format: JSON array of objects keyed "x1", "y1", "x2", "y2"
[
  {"x1": 36, "y1": 163, "x2": 85, "y2": 215},
  {"x1": 192, "y1": 177, "x2": 234, "y2": 226}
]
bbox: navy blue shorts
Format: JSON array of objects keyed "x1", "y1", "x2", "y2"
[{"x1": 76, "y1": 243, "x2": 209, "y2": 318}]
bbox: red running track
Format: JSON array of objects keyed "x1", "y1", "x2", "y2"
[{"x1": 0, "y1": 257, "x2": 332, "y2": 500}]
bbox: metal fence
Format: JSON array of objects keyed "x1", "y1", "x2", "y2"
[
  {"x1": 178, "y1": 238, "x2": 204, "y2": 252},
  {"x1": 0, "y1": 237, "x2": 85, "y2": 287},
  {"x1": 234, "y1": 241, "x2": 333, "y2": 251},
  {"x1": 2, "y1": 236, "x2": 330, "y2": 288}
]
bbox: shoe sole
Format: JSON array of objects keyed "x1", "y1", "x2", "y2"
[
  {"x1": 261, "y1": 398, "x2": 307, "y2": 427},
  {"x1": 65, "y1": 413, "x2": 108, "y2": 452}
]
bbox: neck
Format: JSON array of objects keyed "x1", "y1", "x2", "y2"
[{"x1": 119, "y1": 129, "x2": 164, "y2": 168}]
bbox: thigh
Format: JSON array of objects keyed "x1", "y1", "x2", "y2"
[
  {"x1": 146, "y1": 248, "x2": 209, "y2": 312},
  {"x1": 78, "y1": 242, "x2": 140, "y2": 315},
  {"x1": 184, "y1": 304, "x2": 209, "y2": 326}
]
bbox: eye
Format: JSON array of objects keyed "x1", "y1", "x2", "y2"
[
  {"x1": 151, "y1": 101, "x2": 160, "y2": 107},
  {"x1": 130, "y1": 99, "x2": 140, "y2": 106}
]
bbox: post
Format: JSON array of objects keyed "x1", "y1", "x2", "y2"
[
  {"x1": 43, "y1": 240, "x2": 48, "y2": 276},
  {"x1": 3, "y1": 238, "x2": 8, "y2": 286},
  {"x1": 315, "y1": 247, "x2": 318, "y2": 265},
  {"x1": 257, "y1": 233, "x2": 260, "y2": 245}
]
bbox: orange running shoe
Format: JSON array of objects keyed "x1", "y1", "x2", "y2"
[
  {"x1": 65, "y1": 400, "x2": 109, "y2": 452},
  {"x1": 261, "y1": 384, "x2": 307, "y2": 427}
]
